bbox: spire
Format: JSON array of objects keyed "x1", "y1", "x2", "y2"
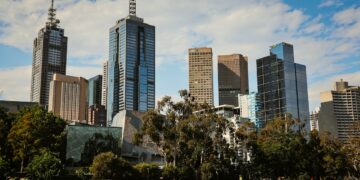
[
  {"x1": 46, "y1": 0, "x2": 60, "y2": 27},
  {"x1": 129, "y1": 0, "x2": 136, "y2": 16}
]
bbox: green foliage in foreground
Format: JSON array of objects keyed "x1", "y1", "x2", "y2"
[
  {"x1": 25, "y1": 149, "x2": 63, "y2": 180},
  {"x1": 134, "y1": 162, "x2": 161, "y2": 180}
]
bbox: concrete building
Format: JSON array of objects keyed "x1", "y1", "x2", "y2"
[
  {"x1": 107, "y1": 0, "x2": 155, "y2": 126},
  {"x1": 310, "y1": 107, "x2": 320, "y2": 131},
  {"x1": 218, "y1": 54, "x2": 249, "y2": 106},
  {"x1": 239, "y1": 92, "x2": 261, "y2": 128},
  {"x1": 112, "y1": 110, "x2": 163, "y2": 163},
  {"x1": 256, "y1": 42, "x2": 309, "y2": 130},
  {"x1": 101, "y1": 61, "x2": 108, "y2": 108},
  {"x1": 30, "y1": 0, "x2": 67, "y2": 106},
  {"x1": 88, "y1": 75, "x2": 102, "y2": 106},
  {"x1": 0, "y1": 101, "x2": 37, "y2": 113},
  {"x1": 88, "y1": 104, "x2": 107, "y2": 127},
  {"x1": 319, "y1": 79, "x2": 360, "y2": 142},
  {"x1": 48, "y1": 73, "x2": 88, "y2": 123},
  {"x1": 188, "y1": 47, "x2": 213, "y2": 105}
]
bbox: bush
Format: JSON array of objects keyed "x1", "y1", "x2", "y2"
[
  {"x1": 162, "y1": 164, "x2": 178, "y2": 180},
  {"x1": 134, "y1": 162, "x2": 160, "y2": 179},
  {"x1": 90, "y1": 152, "x2": 135, "y2": 179},
  {"x1": 0, "y1": 156, "x2": 10, "y2": 179},
  {"x1": 25, "y1": 149, "x2": 63, "y2": 180}
]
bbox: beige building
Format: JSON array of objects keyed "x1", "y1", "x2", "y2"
[
  {"x1": 319, "y1": 79, "x2": 360, "y2": 142},
  {"x1": 48, "y1": 73, "x2": 88, "y2": 123},
  {"x1": 218, "y1": 54, "x2": 248, "y2": 106},
  {"x1": 188, "y1": 47, "x2": 213, "y2": 105}
]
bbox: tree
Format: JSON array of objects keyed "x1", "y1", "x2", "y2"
[
  {"x1": 25, "y1": 149, "x2": 63, "y2": 180},
  {"x1": 162, "y1": 164, "x2": 178, "y2": 180},
  {"x1": 90, "y1": 152, "x2": 135, "y2": 179},
  {"x1": 0, "y1": 156, "x2": 10, "y2": 179},
  {"x1": 7, "y1": 105, "x2": 66, "y2": 172},
  {"x1": 134, "y1": 90, "x2": 236, "y2": 179},
  {"x1": 134, "y1": 162, "x2": 160, "y2": 180},
  {"x1": 0, "y1": 106, "x2": 15, "y2": 160},
  {"x1": 80, "y1": 133, "x2": 121, "y2": 166}
]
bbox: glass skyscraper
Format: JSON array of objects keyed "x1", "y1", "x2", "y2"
[
  {"x1": 238, "y1": 92, "x2": 261, "y2": 128},
  {"x1": 257, "y1": 42, "x2": 309, "y2": 130},
  {"x1": 30, "y1": 1, "x2": 67, "y2": 106},
  {"x1": 107, "y1": 1, "x2": 155, "y2": 126},
  {"x1": 88, "y1": 75, "x2": 102, "y2": 106}
]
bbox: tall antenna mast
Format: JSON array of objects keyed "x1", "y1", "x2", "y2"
[
  {"x1": 47, "y1": 0, "x2": 60, "y2": 27},
  {"x1": 129, "y1": 0, "x2": 136, "y2": 16}
]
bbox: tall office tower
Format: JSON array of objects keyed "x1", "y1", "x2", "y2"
[
  {"x1": 256, "y1": 42, "x2": 309, "y2": 129},
  {"x1": 188, "y1": 47, "x2": 214, "y2": 105},
  {"x1": 218, "y1": 54, "x2": 249, "y2": 106},
  {"x1": 30, "y1": 0, "x2": 67, "y2": 106},
  {"x1": 48, "y1": 73, "x2": 88, "y2": 123},
  {"x1": 88, "y1": 104, "x2": 107, "y2": 127},
  {"x1": 238, "y1": 92, "x2": 261, "y2": 128},
  {"x1": 319, "y1": 79, "x2": 360, "y2": 142},
  {"x1": 310, "y1": 107, "x2": 320, "y2": 131},
  {"x1": 88, "y1": 75, "x2": 102, "y2": 106},
  {"x1": 107, "y1": 0, "x2": 155, "y2": 125},
  {"x1": 101, "y1": 62, "x2": 108, "y2": 108}
]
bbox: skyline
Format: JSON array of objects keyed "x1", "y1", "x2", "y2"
[{"x1": 0, "y1": 0, "x2": 360, "y2": 112}]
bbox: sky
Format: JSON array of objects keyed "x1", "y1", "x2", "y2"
[{"x1": 0, "y1": 0, "x2": 359, "y2": 112}]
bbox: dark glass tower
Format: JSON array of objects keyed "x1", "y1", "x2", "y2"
[
  {"x1": 88, "y1": 75, "x2": 103, "y2": 106},
  {"x1": 107, "y1": 0, "x2": 155, "y2": 125},
  {"x1": 257, "y1": 42, "x2": 309, "y2": 130},
  {"x1": 30, "y1": 0, "x2": 67, "y2": 106}
]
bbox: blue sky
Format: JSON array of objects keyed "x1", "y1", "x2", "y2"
[{"x1": 0, "y1": 0, "x2": 359, "y2": 112}]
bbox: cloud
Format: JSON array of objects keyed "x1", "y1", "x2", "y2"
[
  {"x1": 0, "y1": 0, "x2": 360, "y2": 111},
  {"x1": 318, "y1": 0, "x2": 343, "y2": 8}
]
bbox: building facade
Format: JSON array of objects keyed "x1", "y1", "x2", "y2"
[
  {"x1": 319, "y1": 79, "x2": 360, "y2": 142},
  {"x1": 88, "y1": 104, "x2": 107, "y2": 127},
  {"x1": 256, "y1": 42, "x2": 309, "y2": 130},
  {"x1": 0, "y1": 101, "x2": 37, "y2": 113},
  {"x1": 88, "y1": 75, "x2": 102, "y2": 106},
  {"x1": 107, "y1": 2, "x2": 155, "y2": 126},
  {"x1": 238, "y1": 92, "x2": 261, "y2": 128},
  {"x1": 218, "y1": 54, "x2": 249, "y2": 106},
  {"x1": 188, "y1": 47, "x2": 213, "y2": 105},
  {"x1": 102, "y1": 61, "x2": 108, "y2": 108},
  {"x1": 48, "y1": 73, "x2": 88, "y2": 123},
  {"x1": 310, "y1": 107, "x2": 320, "y2": 131},
  {"x1": 30, "y1": 1, "x2": 67, "y2": 106}
]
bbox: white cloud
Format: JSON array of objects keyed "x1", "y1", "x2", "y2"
[
  {"x1": 318, "y1": 0, "x2": 343, "y2": 8},
  {"x1": 0, "y1": 0, "x2": 359, "y2": 111}
]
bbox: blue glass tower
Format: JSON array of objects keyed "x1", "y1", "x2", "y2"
[
  {"x1": 257, "y1": 42, "x2": 309, "y2": 130},
  {"x1": 107, "y1": 0, "x2": 155, "y2": 126}
]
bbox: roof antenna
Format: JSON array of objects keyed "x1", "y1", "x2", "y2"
[
  {"x1": 129, "y1": 0, "x2": 136, "y2": 16},
  {"x1": 47, "y1": 0, "x2": 60, "y2": 27}
]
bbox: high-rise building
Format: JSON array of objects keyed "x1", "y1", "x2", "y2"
[
  {"x1": 107, "y1": 0, "x2": 155, "y2": 126},
  {"x1": 238, "y1": 92, "x2": 261, "y2": 128},
  {"x1": 310, "y1": 107, "x2": 320, "y2": 131},
  {"x1": 48, "y1": 73, "x2": 88, "y2": 123},
  {"x1": 319, "y1": 79, "x2": 360, "y2": 142},
  {"x1": 88, "y1": 104, "x2": 107, "y2": 127},
  {"x1": 188, "y1": 47, "x2": 213, "y2": 105},
  {"x1": 30, "y1": 0, "x2": 67, "y2": 106},
  {"x1": 102, "y1": 61, "x2": 108, "y2": 108},
  {"x1": 218, "y1": 54, "x2": 248, "y2": 106},
  {"x1": 256, "y1": 42, "x2": 309, "y2": 130},
  {"x1": 88, "y1": 75, "x2": 102, "y2": 106}
]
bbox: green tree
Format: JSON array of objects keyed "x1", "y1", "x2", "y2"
[
  {"x1": 162, "y1": 164, "x2": 178, "y2": 180},
  {"x1": 25, "y1": 149, "x2": 63, "y2": 180},
  {"x1": 0, "y1": 106, "x2": 15, "y2": 160},
  {"x1": 0, "y1": 156, "x2": 10, "y2": 179},
  {"x1": 134, "y1": 162, "x2": 160, "y2": 180},
  {"x1": 7, "y1": 105, "x2": 66, "y2": 172},
  {"x1": 90, "y1": 152, "x2": 135, "y2": 179},
  {"x1": 135, "y1": 90, "x2": 236, "y2": 179}
]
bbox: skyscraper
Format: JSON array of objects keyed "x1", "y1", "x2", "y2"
[
  {"x1": 102, "y1": 61, "x2": 108, "y2": 108},
  {"x1": 30, "y1": 0, "x2": 67, "y2": 106},
  {"x1": 107, "y1": 0, "x2": 155, "y2": 125},
  {"x1": 319, "y1": 79, "x2": 360, "y2": 142},
  {"x1": 238, "y1": 92, "x2": 261, "y2": 128},
  {"x1": 88, "y1": 75, "x2": 102, "y2": 106},
  {"x1": 256, "y1": 42, "x2": 309, "y2": 129},
  {"x1": 48, "y1": 73, "x2": 88, "y2": 123},
  {"x1": 310, "y1": 107, "x2": 320, "y2": 131},
  {"x1": 188, "y1": 47, "x2": 213, "y2": 105},
  {"x1": 218, "y1": 54, "x2": 248, "y2": 106}
]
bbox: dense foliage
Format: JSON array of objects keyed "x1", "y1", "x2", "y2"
[{"x1": 25, "y1": 149, "x2": 63, "y2": 180}]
